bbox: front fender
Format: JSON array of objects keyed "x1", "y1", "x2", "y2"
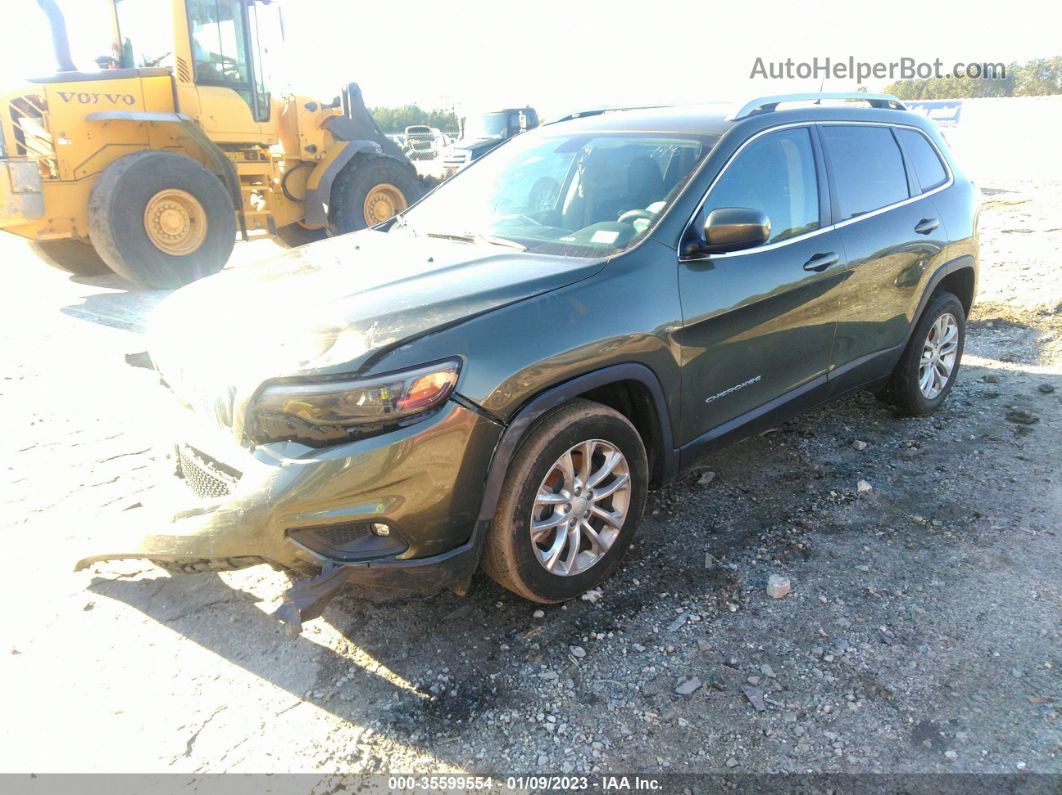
[{"x1": 302, "y1": 139, "x2": 383, "y2": 228}]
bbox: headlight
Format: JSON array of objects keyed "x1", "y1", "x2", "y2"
[{"x1": 250, "y1": 360, "x2": 460, "y2": 446}]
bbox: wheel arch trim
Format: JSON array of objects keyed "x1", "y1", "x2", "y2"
[
  {"x1": 474, "y1": 363, "x2": 677, "y2": 528},
  {"x1": 904, "y1": 254, "x2": 976, "y2": 351}
]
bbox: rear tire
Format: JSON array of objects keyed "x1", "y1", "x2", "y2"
[
  {"x1": 883, "y1": 290, "x2": 966, "y2": 416},
  {"x1": 482, "y1": 399, "x2": 648, "y2": 603},
  {"x1": 329, "y1": 155, "x2": 424, "y2": 235},
  {"x1": 88, "y1": 151, "x2": 236, "y2": 288},
  {"x1": 28, "y1": 239, "x2": 111, "y2": 276}
]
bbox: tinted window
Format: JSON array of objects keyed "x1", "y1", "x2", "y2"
[
  {"x1": 703, "y1": 128, "x2": 819, "y2": 244},
  {"x1": 896, "y1": 129, "x2": 948, "y2": 192},
  {"x1": 821, "y1": 126, "x2": 909, "y2": 220}
]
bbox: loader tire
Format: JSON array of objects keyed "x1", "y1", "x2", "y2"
[
  {"x1": 275, "y1": 222, "x2": 327, "y2": 249},
  {"x1": 88, "y1": 151, "x2": 236, "y2": 289},
  {"x1": 28, "y1": 239, "x2": 112, "y2": 276},
  {"x1": 329, "y1": 155, "x2": 424, "y2": 235}
]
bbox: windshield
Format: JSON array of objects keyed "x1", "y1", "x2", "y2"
[
  {"x1": 397, "y1": 129, "x2": 715, "y2": 258},
  {"x1": 464, "y1": 112, "x2": 508, "y2": 141}
]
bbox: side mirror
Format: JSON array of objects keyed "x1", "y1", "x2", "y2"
[{"x1": 698, "y1": 207, "x2": 771, "y2": 254}]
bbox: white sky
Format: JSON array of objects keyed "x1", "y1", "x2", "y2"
[{"x1": 1, "y1": 0, "x2": 1059, "y2": 119}]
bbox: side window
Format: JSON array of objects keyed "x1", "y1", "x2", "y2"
[
  {"x1": 188, "y1": 0, "x2": 251, "y2": 88},
  {"x1": 895, "y1": 128, "x2": 948, "y2": 192},
  {"x1": 115, "y1": 0, "x2": 175, "y2": 69},
  {"x1": 820, "y1": 126, "x2": 909, "y2": 220},
  {"x1": 703, "y1": 128, "x2": 820, "y2": 244}
]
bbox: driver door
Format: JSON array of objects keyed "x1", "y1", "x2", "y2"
[{"x1": 675, "y1": 126, "x2": 846, "y2": 447}]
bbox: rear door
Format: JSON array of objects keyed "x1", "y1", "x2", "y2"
[
  {"x1": 676, "y1": 126, "x2": 846, "y2": 444},
  {"x1": 819, "y1": 124, "x2": 951, "y2": 377}
]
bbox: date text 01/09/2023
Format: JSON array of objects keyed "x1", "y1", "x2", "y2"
[{"x1": 387, "y1": 775, "x2": 663, "y2": 791}]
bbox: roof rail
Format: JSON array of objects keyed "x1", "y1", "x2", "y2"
[
  {"x1": 728, "y1": 92, "x2": 907, "y2": 121},
  {"x1": 545, "y1": 104, "x2": 670, "y2": 125}
]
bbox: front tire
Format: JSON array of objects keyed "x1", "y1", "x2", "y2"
[
  {"x1": 28, "y1": 239, "x2": 111, "y2": 276},
  {"x1": 883, "y1": 290, "x2": 966, "y2": 416},
  {"x1": 329, "y1": 155, "x2": 424, "y2": 235},
  {"x1": 482, "y1": 399, "x2": 648, "y2": 603},
  {"x1": 88, "y1": 151, "x2": 236, "y2": 288}
]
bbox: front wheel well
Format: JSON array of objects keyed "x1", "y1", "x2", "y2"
[{"x1": 574, "y1": 380, "x2": 666, "y2": 484}]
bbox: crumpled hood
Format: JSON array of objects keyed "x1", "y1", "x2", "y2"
[{"x1": 147, "y1": 229, "x2": 603, "y2": 438}]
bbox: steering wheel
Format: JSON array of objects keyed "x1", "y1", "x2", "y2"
[
  {"x1": 527, "y1": 176, "x2": 560, "y2": 213},
  {"x1": 210, "y1": 54, "x2": 243, "y2": 81},
  {"x1": 618, "y1": 208, "x2": 656, "y2": 224}
]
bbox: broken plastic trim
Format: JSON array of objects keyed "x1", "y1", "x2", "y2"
[
  {"x1": 272, "y1": 521, "x2": 485, "y2": 634},
  {"x1": 273, "y1": 563, "x2": 355, "y2": 635}
]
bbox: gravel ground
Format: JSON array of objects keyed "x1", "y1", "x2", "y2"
[{"x1": 0, "y1": 176, "x2": 1059, "y2": 778}]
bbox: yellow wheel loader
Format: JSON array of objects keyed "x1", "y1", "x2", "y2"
[{"x1": 0, "y1": 0, "x2": 429, "y2": 288}]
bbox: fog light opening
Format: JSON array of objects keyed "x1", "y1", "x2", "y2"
[{"x1": 371, "y1": 522, "x2": 391, "y2": 537}]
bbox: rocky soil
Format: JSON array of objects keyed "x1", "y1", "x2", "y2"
[{"x1": 0, "y1": 177, "x2": 1058, "y2": 779}]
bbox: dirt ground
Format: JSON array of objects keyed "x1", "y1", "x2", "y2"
[{"x1": 0, "y1": 174, "x2": 1058, "y2": 779}]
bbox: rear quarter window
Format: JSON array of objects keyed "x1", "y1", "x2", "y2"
[
  {"x1": 895, "y1": 128, "x2": 949, "y2": 192},
  {"x1": 821, "y1": 125, "x2": 910, "y2": 220}
]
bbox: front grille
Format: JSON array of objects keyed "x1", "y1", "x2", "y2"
[
  {"x1": 8, "y1": 94, "x2": 56, "y2": 176},
  {"x1": 176, "y1": 445, "x2": 240, "y2": 500},
  {"x1": 443, "y1": 152, "x2": 470, "y2": 168}
]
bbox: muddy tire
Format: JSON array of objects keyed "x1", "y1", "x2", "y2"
[
  {"x1": 88, "y1": 151, "x2": 236, "y2": 288},
  {"x1": 328, "y1": 155, "x2": 424, "y2": 235},
  {"x1": 275, "y1": 222, "x2": 327, "y2": 249},
  {"x1": 28, "y1": 238, "x2": 111, "y2": 276},
  {"x1": 482, "y1": 399, "x2": 648, "y2": 603},
  {"x1": 883, "y1": 290, "x2": 966, "y2": 416}
]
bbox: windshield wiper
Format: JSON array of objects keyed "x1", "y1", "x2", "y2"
[{"x1": 425, "y1": 231, "x2": 527, "y2": 251}]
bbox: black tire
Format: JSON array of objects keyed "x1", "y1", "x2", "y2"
[
  {"x1": 28, "y1": 238, "x2": 111, "y2": 276},
  {"x1": 275, "y1": 222, "x2": 327, "y2": 249},
  {"x1": 883, "y1": 290, "x2": 966, "y2": 416},
  {"x1": 87, "y1": 151, "x2": 236, "y2": 288},
  {"x1": 328, "y1": 155, "x2": 424, "y2": 235},
  {"x1": 482, "y1": 399, "x2": 649, "y2": 603}
]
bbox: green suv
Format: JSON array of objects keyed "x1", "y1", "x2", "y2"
[{"x1": 79, "y1": 93, "x2": 979, "y2": 630}]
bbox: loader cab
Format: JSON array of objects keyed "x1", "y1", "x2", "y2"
[{"x1": 113, "y1": 0, "x2": 282, "y2": 130}]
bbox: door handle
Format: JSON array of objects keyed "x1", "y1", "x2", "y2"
[
  {"x1": 803, "y1": 252, "x2": 839, "y2": 272},
  {"x1": 914, "y1": 218, "x2": 940, "y2": 235}
]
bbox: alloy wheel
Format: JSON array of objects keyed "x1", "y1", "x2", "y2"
[
  {"x1": 529, "y1": 439, "x2": 631, "y2": 576},
  {"x1": 918, "y1": 311, "x2": 959, "y2": 399}
]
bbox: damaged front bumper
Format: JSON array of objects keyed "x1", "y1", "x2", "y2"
[{"x1": 76, "y1": 398, "x2": 503, "y2": 631}]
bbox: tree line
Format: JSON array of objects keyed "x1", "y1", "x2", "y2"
[
  {"x1": 886, "y1": 56, "x2": 1062, "y2": 99},
  {"x1": 370, "y1": 105, "x2": 460, "y2": 134}
]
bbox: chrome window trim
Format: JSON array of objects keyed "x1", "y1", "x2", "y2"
[{"x1": 680, "y1": 120, "x2": 954, "y2": 261}]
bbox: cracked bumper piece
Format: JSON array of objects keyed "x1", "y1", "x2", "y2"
[
  {"x1": 76, "y1": 400, "x2": 503, "y2": 611},
  {"x1": 272, "y1": 530, "x2": 485, "y2": 633}
]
